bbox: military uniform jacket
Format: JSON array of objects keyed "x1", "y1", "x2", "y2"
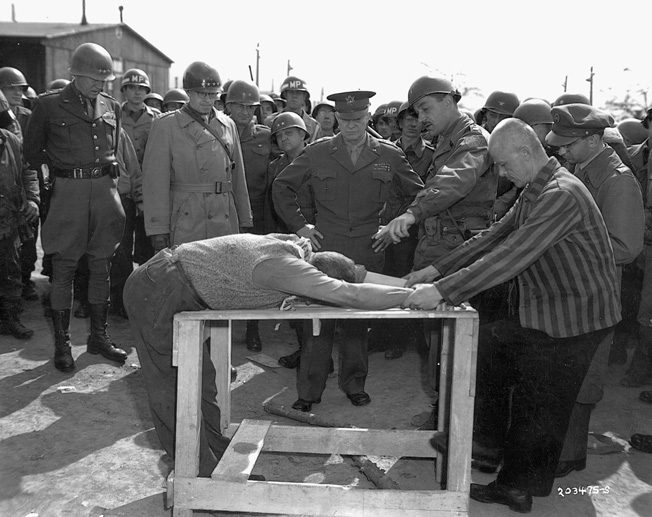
[
  {"x1": 24, "y1": 83, "x2": 119, "y2": 170},
  {"x1": 628, "y1": 140, "x2": 650, "y2": 205},
  {"x1": 575, "y1": 145, "x2": 644, "y2": 266},
  {"x1": 121, "y1": 103, "x2": 161, "y2": 165},
  {"x1": 272, "y1": 133, "x2": 424, "y2": 239},
  {"x1": 142, "y1": 107, "x2": 252, "y2": 245},
  {"x1": 239, "y1": 121, "x2": 272, "y2": 209}
]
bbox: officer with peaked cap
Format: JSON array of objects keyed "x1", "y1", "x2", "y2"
[
  {"x1": 25, "y1": 42, "x2": 128, "y2": 372},
  {"x1": 546, "y1": 102, "x2": 644, "y2": 478},
  {"x1": 273, "y1": 89, "x2": 425, "y2": 411}
]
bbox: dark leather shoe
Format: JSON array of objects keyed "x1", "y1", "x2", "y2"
[
  {"x1": 470, "y1": 481, "x2": 532, "y2": 513},
  {"x1": 292, "y1": 398, "x2": 320, "y2": 412},
  {"x1": 555, "y1": 458, "x2": 586, "y2": 478},
  {"x1": 278, "y1": 349, "x2": 301, "y2": 369},
  {"x1": 630, "y1": 433, "x2": 652, "y2": 453},
  {"x1": 347, "y1": 392, "x2": 371, "y2": 406}
]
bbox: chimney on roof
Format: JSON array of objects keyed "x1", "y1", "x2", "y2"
[
  {"x1": 81, "y1": 0, "x2": 88, "y2": 26},
  {"x1": 11, "y1": 3, "x2": 16, "y2": 22},
  {"x1": 119, "y1": 5, "x2": 124, "y2": 23}
]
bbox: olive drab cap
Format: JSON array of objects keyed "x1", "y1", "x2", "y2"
[
  {"x1": 183, "y1": 62, "x2": 222, "y2": 92},
  {"x1": 407, "y1": 76, "x2": 461, "y2": 107},
  {"x1": 483, "y1": 91, "x2": 520, "y2": 116},
  {"x1": 69, "y1": 43, "x2": 115, "y2": 81},
  {"x1": 225, "y1": 80, "x2": 261, "y2": 106},
  {"x1": 546, "y1": 103, "x2": 614, "y2": 146},
  {"x1": 327, "y1": 90, "x2": 376, "y2": 119},
  {"x1": 121, "y1": 69, "x2": 151, "y2": 92},
  {"x1": 280, "y1": 76, "x2": 310, "y2": 100},
  {"x1": 513, "y1": 99, "x2": 553, "y2": 126},
  {"x1": 0, "y1": 67, "x2": 28, "y2": 90},
  {"x1": 271, "y1": 111, "x2": 310, "y2": 140}
]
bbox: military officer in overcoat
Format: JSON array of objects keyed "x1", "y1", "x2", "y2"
[
  {"x1": 272, "y1": 90, "x2": 425, "y2": 411},
  {"x1": 142, "y1": 62, "x2": 252, "y2": 251},
  {"x1": 24, "y1": 43, "x2": 128, "y2": 372}
]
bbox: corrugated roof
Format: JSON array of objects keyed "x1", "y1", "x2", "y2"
[{"x1": 0, "y1": 21, "x2": 173, "y2": 63}]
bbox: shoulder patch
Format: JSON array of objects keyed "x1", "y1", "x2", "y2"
[{"x1": 460, "y1": 134, "x2": 485, "y2": 148}]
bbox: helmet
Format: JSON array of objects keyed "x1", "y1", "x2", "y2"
[
  {"x1": 47, "y1": 78, "x2": 70, "y2": 91},
  {"x1": 372, "y1": 103, "x2": 388, "y2": 122},
  {"x1": 23, "y1": 87, "x2": 37, "y2": 100},
  {"x1": 69, "y1": 43, "x2": 115, "y2": 81},
  {"x1": 121, "y1": 68, "x2": 151, "y2": 92},
  {"x1": 553, "y1": 93, "x2": 590, "y2": 107},
  {"x1": 384, "y1": 100, "x2": 403, "y2": 118},
  {"x1": 271, "y1": 112, "x2": 309, "y2": 140},
  {"x1": 225, "y1": 79, "x2": 260, "y2": 105},
  {"x1": 260, "y1": 93, "x2": 277, "y2": 107},
  {"x1": 0, "y1": 89, "x2": 18, "y2": 130},
  {"x1": 407, "y1": 76, "x2": 461, "y2": 106},
  {"x1": 163, "y1": 88, "x2": 189, "y2": 106},
  {"x1": 0, "y1": 67, "x2": 28, "y2": 90},
  {"x1": 280, "y1": 76, "x2": 310, "y2": 100},
  {"x1": 144, "y1": 92, "x2": 163, "y2": 107},
  {"x1": 617, "y1": 118, "x2": 649, "y2": 146},
  {"x1": 513, "y1": 99, "x2": 553, "y2": 126},
  {"x1": 312, "y1": 101, "x2": 335, "y2": 118},
  {"x1": 483, "y1": 91, "x2": 520, "y2": 116},
  {"x1": 183, "y1": 61, "x2": 221, "y2": 92}
]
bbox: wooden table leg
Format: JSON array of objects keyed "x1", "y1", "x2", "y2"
[
  {"x1": 173, "y1": 318, "x2": 204, "y2": 517},
  {"x1": 209, "y1": 321, "x2": 232, "y2": 433}
]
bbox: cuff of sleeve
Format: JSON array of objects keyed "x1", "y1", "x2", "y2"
[
  {"x1": 354, "y1": 265, "x2": 367, "y2": 283},
  {"x1": 408, "y1": 205, "x2": 423, "y2": 223}
]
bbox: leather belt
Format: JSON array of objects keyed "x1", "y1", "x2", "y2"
[
  {"x1": 170, "y1": 181, "x2": 233, "y2": 194},
  {"x1": 52, "y1": 165, "x2": 112, "y2": 179}
]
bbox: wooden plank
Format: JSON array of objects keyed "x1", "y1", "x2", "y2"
[
  {"x1": 208, "y1": 320, "x2": 231, "y2": 432},
  {"x1": 446, "y1": 318, "x2": 477, "y2": 493},
  {"x1": 173, "y1": 477, "x2": 469, "y2": 516},
  {"x1": 258, "y1": 425, "x2": 439, "y2": 458},
  {"x1": 174, "y1": 305, "x2": 478, "y2": 322},
  {"x1": 211, "y1": 419, "x2": 272, "y2": 482},
  {"x1": 174, "y1": 319, "x2": 204, "y2": 479}
]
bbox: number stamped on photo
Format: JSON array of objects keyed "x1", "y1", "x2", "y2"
[{"x1": 557, "y1": 485, "x2": 610, "y2": 497}]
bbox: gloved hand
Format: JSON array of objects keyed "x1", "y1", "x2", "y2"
[{"x1": 150, "y1": 233, "x2": 170, "y2": 253}]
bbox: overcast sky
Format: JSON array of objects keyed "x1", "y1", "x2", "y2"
[{"x1": 3, "y1": 0, "x2": 651, "y2": 113}]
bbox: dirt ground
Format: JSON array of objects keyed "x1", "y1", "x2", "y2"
[{"x1": 1, "y1": 254, "x2": 652, "y2": 517}]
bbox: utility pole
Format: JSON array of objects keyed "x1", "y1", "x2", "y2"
[
  {"x1": 287, "y1": 60, "x2": 293, "y2": 77},
  {"x1": 255, "y1": 43, "x2": 260, "y2": 87},
  {"x1": 586, "y1": 66, "x2": 594, "y2": 105},
  {"x1": 562, "y1": 75, "x2": 567, "y2": 92}
]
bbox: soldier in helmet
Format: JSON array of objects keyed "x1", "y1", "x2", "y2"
[
  {"x1": 225, "y1": 79, "x2": 274, "y2": 352},
  {"x1": 0, "y1": 89, "x2": 39, "y2": 340},
  {"x1": 162, "y1": 88, "x2": 189, "y2": 113},
  {"x1": 47, "y1": 79, "x2": 71, "y2": 92},
  {"x1": 24, "y1": 42, "x2": 128, "y2": 372},
  {"x1": 371, "y1": 103, "x2": 391, "y2": 139},
  {"x1": 273, "y1": 90, "x2": 425, "y2": 411},
  {"x1": 312, "y1": 101, "x2": 337, "y2": 137},
  {"x1": 480, "y1": 91, "x2": 520, "y2": 133},
  {"x1": 141, "y1": 60, "x2": 252, "y2": 253},
  {"x1": 513, "y1": 98, "x2": 554, "y2": 146},
  {"x1": 143, "y1": 92, "x2": 164, "y2": 112},
  {"x1": 275, "y1": 76, "x2": 322, "y2": 142},
  {"x1": 258, "y1": 93, "x2": 277, "y2": 125}
]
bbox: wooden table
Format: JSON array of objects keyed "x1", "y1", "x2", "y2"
[{"x1": 169, "y1": 305, "x2": 478, "y2": 516}]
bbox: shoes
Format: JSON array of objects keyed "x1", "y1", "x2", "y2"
[
  {"x1": 278, "y1": 350, "x2": 300, "y2": 369},
  {"x1": 639, "y1": 391, "x2": 652, "y2": 404},
  {"x1": 347, "y1": 392, "x2": 371, "y2": 406},
  {"x1": 554, "y1": 458, "x2": 586, "y2": 478},
  {"x1": 470, "y1": 481, "x2": 532, "y2": 514},
  {"x1": 231, "y1": 366, "x2": 237, "y2": 383},
  {"x1": 630, "y1": 434, "x2": 652, "y2": 453},
  {"x1": 384, "y1": 347, "x2": 404, "y2": 359},
  {"x1": 291, "y1": 398, "x2": 320, "y2": 412}
]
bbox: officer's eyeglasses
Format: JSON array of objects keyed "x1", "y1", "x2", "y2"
[{"x1": 193, "y1": 91, "x2": 219, "y2": 100}]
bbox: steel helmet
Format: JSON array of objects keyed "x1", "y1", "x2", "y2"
[
  {"x1": 121, "y1": 68, "x2": 151, "y2": 92},
  {"x1": 483, "y1": 91, "x2": 520, "y2": 116},
  {"x1": 513, "y1": 99, "x2": 553, "y2": 126},
  {"x1": 0, "y1": 67, "x2": 28, "y2": 90},
  {"x1": 407, "y1": 76, "x2": 461, "y2": 106},
  {"x1": 384, "y1": 100, "x2": 403, "y2": 118},
  {"x1": 271, "y1": 111, "x2": 310, "y2": 140},
  {"x1": 372, "y1": 103, "x2": 388, "y2": 123},
  {"x1": 617, "y1": 118, "x2": 649, "y2": 146},
  {"x1": 312, "y1": 101, "x2": 335, "y2": 118},
  {"x1": 225, "y1": 80, "x2": 260, "y2": 105},
  {"x1": 47, "y1": 78, "x2": 70, "y2": 91},
  {"x1": 69, "y1": 43, "x2": 115, "y2": 81},
  {"x1": 280, "y1": 76, "x2": 310, "y2": 100},
  {"x1": 260, "y1": 93, "x2": 277, "y2": 112},
  {"x1": 0, "y1": 89, "x2": 18, "y2": 130},
  {"x1": 23, "y1": 87, "x2": 37, "y2": 100},
  {"x1": 162, "y1": 88, "x2": 189, "y2": 107},
  {"x1": 183, "y1": 61, "x2": 221, "y2": 92},
  {"x1": 144, "y1": 92, "x2": 163, "y2": 103},
  {"x1": 553, "y1": 93, "x2": 590, "y2": 107}
]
